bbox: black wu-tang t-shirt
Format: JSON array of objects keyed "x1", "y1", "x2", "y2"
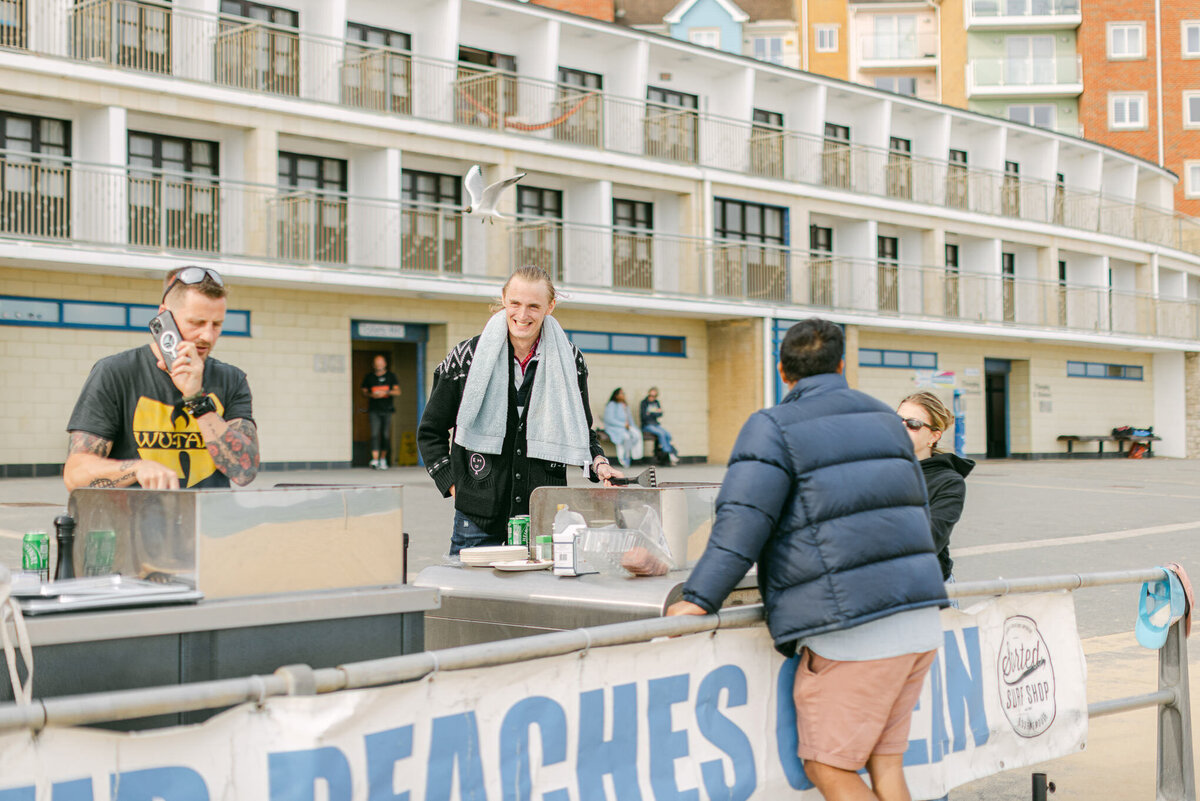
[{"x1": 67, "y1": 345, "x2": 255, "y2": 488}]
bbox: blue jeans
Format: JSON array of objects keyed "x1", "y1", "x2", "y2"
[
  {"x1": 642, "y1": 423, "x2": 677, "y2": 455},
  {"x1": 450, "y1": 510, "x2": 504, "y2": 555}
]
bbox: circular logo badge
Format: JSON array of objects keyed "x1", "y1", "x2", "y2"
[
  {"x1": 468, "y1": 452, "x2": 489, "y2": 479},
  {"x1": 998, "y1": 614, "x2": 1056, "y2": 738}
]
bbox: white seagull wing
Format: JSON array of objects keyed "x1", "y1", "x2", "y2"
[
  {"x1": 478, "y1": 172, "x2": 527, "y2": 213},
  {"x1": 464, "y1": 165, "x2": 485, "y2": 207}
]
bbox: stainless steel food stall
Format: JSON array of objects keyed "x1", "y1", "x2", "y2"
[
  {"x1": 0, "y1": 485, "x2": 438, "y2": 729},
  {"x1": 416, "y1": 483, "x2": 760, "y2": 649}
]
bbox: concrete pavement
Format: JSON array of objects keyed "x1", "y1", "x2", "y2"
[{"x1": 2, "y1": 458, "x2": 1199, "y2": 798}]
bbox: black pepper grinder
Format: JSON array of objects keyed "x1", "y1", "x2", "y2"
[{"x1": 54, "y1": 513, "x2": 76, "y2": 581}]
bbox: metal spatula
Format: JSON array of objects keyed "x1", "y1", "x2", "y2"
[{"x1": 608, "y1": 466, "x2": 657, "y2": 488}]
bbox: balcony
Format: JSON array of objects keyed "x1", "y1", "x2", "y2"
[
  {"x1": 1, "y1": 151, "x2": 1198, "y2": 341},
  {"x1": 0, "y1": 0, "x2": 24, "y2": 49},
  {"x1": 967, "y1": 56, "x2": 1083, "y2": 98},
  {"x1": 857, "y1": 32, "x2": 939, "y2": 68},
  {"x1": 7, "y1": 4, "x2": 1200, "y2": 269},
  {"x1": 966, "y1": 0, "x2": 1081, "y2": 30}
]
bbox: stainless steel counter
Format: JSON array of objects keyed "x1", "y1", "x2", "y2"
[
  {"x1": 2, "y1": 584, "x2": 439, "y2": 730},
  {"x1": 416, "y1": 564, "x2": 758, "y2": 649}
]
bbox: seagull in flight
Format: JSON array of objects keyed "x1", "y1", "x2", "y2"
[{"x1": 463, "y1": 165, "x2": 526, "y2": 224}]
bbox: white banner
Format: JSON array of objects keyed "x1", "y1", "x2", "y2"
[{"x1": 0, "y1": 592, "x2": 1086, "y2": 800}]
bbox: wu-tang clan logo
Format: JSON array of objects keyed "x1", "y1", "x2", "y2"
[{"x1": 132, "y1": 396, "x2": 224, "y2": 488}]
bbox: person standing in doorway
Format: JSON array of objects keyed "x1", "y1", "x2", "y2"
[{"x1": 361, "y1": 354, "x2": 400, "y2": 469}]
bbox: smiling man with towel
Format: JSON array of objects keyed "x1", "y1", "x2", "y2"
[{"x1": 418, "y1": 266, "x2": 623, "y2": 554}]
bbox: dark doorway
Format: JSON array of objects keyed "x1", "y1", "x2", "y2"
[
  {"x1": 351, "y1": 321, "x2": 427, "y2": 467},
  {"x1": 984, "y1": 358, "x2": 1010, "y2": 458}
]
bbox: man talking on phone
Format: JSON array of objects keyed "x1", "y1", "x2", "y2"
[{"x1": 63, "y1": 266, "x2": 258, "y2": 491}]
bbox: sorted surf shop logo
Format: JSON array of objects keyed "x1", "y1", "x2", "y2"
[{"x1": 998, "y1": 615, "x2": 1056, "y2": 737}]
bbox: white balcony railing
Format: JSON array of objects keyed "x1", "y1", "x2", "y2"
[
  {"x1": 858, "y1": 32, "x2": 939, "y2": 63},
  {"x1": 968, "y1": 56, "x2": 1082, "y2": 90},
  {"x1": 8, "y1": 0, "x2": 1200, "y2": 267},
  {"x1": 969, "y1": 0, "x2": 1081, "y2": 19},
  {"x1": 0, "y1": 151, "x2": 1198, "y2": 341}
]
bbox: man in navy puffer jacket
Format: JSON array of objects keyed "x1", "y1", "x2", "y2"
[{"x1": 668, "y1": 318, "x2": 947, "y2": 801}]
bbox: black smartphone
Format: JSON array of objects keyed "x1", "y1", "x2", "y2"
[{"x1": 148, "y1": 309, "x2": 183, "y2": 369}]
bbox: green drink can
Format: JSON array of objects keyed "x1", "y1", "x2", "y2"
[
  {"x1": 22, "y1": 531, "x2": 49, "y2": 581},
  {"x1": 84, "y1": 529, "x2": 117, "y2": 577},
  {"x1": 506, "y1": 515, "x2": 530, "y2": 547}
]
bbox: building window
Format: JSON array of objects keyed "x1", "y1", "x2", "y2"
[
  {"x1": 1185, "y1": 92, "x2": 1200, "y2": 128},
  {"x1": 645, "y1": 86, "x2": 699, "y2": 163},
  {"x1": 809, "y1": 224, "x2": 834, "y2": 306},
  {"x1": 945, "y1": 242, "x2": 960, "y2": 318},
  {"x1": 128, "y1": 132, "x2": 220, "y2": 252},
  {"x1": 1002, "y1": 251, "x2": 1016, "y2": 322},
  {"x1": 822, "y1": 122, "x2": 851, "y2": 189},
  {"x1": 873, "y1": 15, "x2": 918, "y2": 59},
  {"x1": 400, "y1": 169, "x2": 462, "y2": 275},
  {"x1": 751, "y1": 108, "x2": 785, "y2": 178},
  {"x1": 947, "y1": 148, "x2": 968, "y2": 210},
  {"x1": 713, "y1": 198, "x2": 788, "y2": 301},
  {"x1": 877, "y1": 235, "x2": 899, "y2": 312},
  {"x1": 612, "y1": 199, "x2": 654, "y2": 290},
  {"x1": 1, "y1": 295, "x2": 250, "y2": 335},
  {"x1": 874, "y1": 76, "x2": 918, "y2": 96},
  {"x1": 751, "y1": 36, "x2": 784, "y2": 64},
  {"x1": 1066, "y1": 361, "x2": 1143, "y2": 380},
  {"x1": 1008, "y1": 104, "x2": 1056, "y2": 130},
  {"x1": 859, "y1": 348, "x2": 937, "y2": 369},
  {"x1": 1005, "y1": 35, "x2": 1054, "y2": 84},
  {"x1": 0, "y1": 111, "x2": 71, "y2": 239},
  {"x1": 515, "y1": 186, "x2": 564, "y2": 281},
  {"x1": 1109, "y1": 92, "x2": 1148, "y2": 130},
  {"x1": 218, "y1": 0, "x2": 300, "y2": 96},
  {"x1": 815, "y1": 25, "x2": 838, "y2": 53},
  {"x1": 1107, "y1": 22, "x2": 1146, "y2": 59},
  {"x1": 276, "y1": 152, "x2": 348, "y2": 263},
  {"x1": 688, "y1": 28, "x2": 721, "y2": 49},
  {"x1": 887, "y1": 137, "x2": 912, "y2": 199},
  {"x1": 1184, "y1": 162, "x2": 1200, "y2": 198},
  {"x1": 566, "y1": 330, "x2": 685, "y2": 357},
  {"x1": 1184, "y1": 21, "x2": 1200, "y2": 58},
  {"x1": 342, "y1": 22, "x2": 412, "y2": 114}
]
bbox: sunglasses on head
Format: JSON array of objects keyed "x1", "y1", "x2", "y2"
[
  {"x1": 162, "y1": 266, "x2": 223, "y2": 302},
  {"x1": 902, "y1": 417, "x2": 936, "y2": 432}
]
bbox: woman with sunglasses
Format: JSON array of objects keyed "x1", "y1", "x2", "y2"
[{"x1": 897, "y1": 392, "x2": 975, "y2": 585}]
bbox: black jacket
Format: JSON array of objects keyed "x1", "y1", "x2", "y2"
[
  {"x1": 682, "y1": 372, "x2": 948, "y2": 656},
  {"x1": 417, "y1": 335, "x2": 604, "y2": 536},
  {"x1": 920, "y1": 452, "x2": 975, "y2": 580}
]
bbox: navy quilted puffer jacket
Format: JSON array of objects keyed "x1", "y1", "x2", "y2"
[{"x1": 682, "y1": 372, "x2": 948, "y2": 656}]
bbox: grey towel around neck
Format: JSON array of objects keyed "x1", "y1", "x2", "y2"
[{"x1": 453, "y1": 312, "x2": 592, "y2": 467}]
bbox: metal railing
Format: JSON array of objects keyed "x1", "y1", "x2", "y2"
[
  {"x1": 968, "y1": 55, "x2": 1083, "y2": 90},
  {"x1": 0, "y1": 565, "x2": 1191, "y2": 801},
  {"x1": 0, "y1": 0, "x2": 23, "y2": 49}
]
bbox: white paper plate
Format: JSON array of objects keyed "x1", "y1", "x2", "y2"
[{"x1": 492, "y1": 559, "x2": 553, "y2": 572}]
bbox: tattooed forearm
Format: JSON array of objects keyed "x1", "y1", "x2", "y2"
[
  {"x1": 68, "y1": 431, "x2": 113, "y2": 458},
  {"x1": 206, "y1": 418, "x2": 260, "y2": 486},
  {"x1": 88, "y1": 478, "x2": 116, "y2": 488}
]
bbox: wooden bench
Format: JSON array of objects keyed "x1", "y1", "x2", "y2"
[
  {"x1": 595, "y1": 427, "x2": 666, "y2": 465},
  {"x1": 1057, "y1": 434, "x2": 1161, "y2": 458}
]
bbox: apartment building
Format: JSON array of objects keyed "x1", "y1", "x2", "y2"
[
  {"x1": 1076, "y1": 0, "x2": 1200, "y2": 218},
  {"x1": 620, "y1": 0, "x2": 801, "y2": 69},
  {"x1": 0, "y1": 0, "x2": 1198, "y2": 479}
]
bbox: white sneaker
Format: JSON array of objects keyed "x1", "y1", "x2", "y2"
[
  {"x1": 369, "y1": 458, "x2": 380, "y2": 469},
  {"x1": 378, "y1": 460, "x2": 388, "y2": 470},
  {"x1": 669, "y1": 453, "x2": 680, "y2": 466}
]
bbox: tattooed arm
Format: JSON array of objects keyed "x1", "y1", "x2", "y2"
[
  {"x1": 63, "y1": 431, "x2": 180, "y2": 491},
  {"x1": 196, "y1": 414, "x2": 260, "y2": 487}
]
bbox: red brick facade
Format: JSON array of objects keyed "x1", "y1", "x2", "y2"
[
  {"x1": 1079, "y1": 0, "x2": 1200, "y2": 216},
  {"x1": 528, "y1": 0, "x2": 614, "y2": 22}
]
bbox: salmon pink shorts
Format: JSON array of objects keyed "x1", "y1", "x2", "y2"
[{"x1": 793, "y1": 647, "x2": 937, "y2": 771}]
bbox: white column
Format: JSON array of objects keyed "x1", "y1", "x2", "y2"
[
  {"x1": 1154, "y1": 352, "x2": 1187, "y2": 458},
  {"x1": 349, "y1": 147, "x2": 401, "y2": 270},
  {"x1": 76, "y1": 106, "x2": 127, "y2": 247}
]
